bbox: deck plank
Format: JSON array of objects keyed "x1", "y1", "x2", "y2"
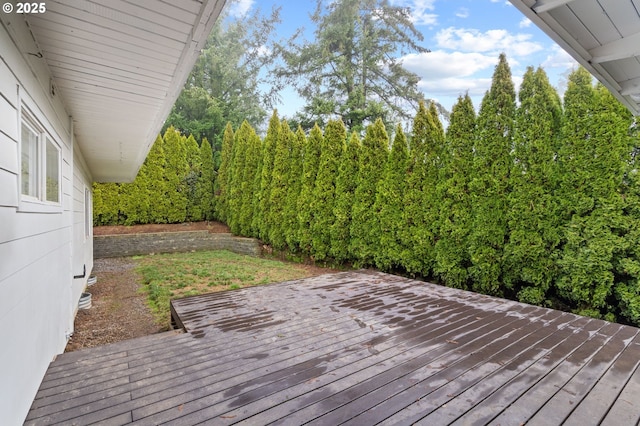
[{"x1": 26, "y1": 271, "x2": 640, "y2": 425}]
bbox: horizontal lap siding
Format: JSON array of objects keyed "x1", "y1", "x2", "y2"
[
  {"x1": 71, "y1": 148, "x2": 93, "y2": 319},
  {"x1": 0, "y1": 62, "x2": 18, "y2": 207},
  {"x1": 0, "y1": 122, "x2": 18, "y2": 208},
  {"x1": 0, "y1": 15, "x2": 90, "y2": 425}
]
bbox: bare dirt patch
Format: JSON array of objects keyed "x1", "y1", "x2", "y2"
[
  {"x1": 65, "y1": 257, "x2": 164, "y2": 352},
  {"x1": 93, "y1": 221, "x2": 230, "y2": 236}
]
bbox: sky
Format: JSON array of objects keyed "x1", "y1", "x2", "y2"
[{"x1": 227, "y1": 0, "x2": 579, "y2": 120}]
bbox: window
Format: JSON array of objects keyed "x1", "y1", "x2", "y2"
[
  {"x1": 45, "y1": 138, "x2": 60, "y2": 202},
  {"x1": 21, "y1": 121, "x2": 39, "y2": 198},
  {"x1": 19, "y1": 110, "x2": 61, "y2": 208}
]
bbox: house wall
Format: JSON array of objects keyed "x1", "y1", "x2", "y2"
[{"x1": 0, "y1": 16, "x2": 93, "y2": 425}]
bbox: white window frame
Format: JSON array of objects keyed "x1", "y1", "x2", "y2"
[{"x1": 18, "y1": 107, "x2": 62, "y2": 213}]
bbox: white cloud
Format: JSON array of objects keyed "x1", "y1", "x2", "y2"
[
  {"x1": 391, "y1": 0, "x2": 438, "y2": 26},
  {"x1": 542, "y1": 45, "x2": 579, "y2": 69},
  {"x1": 435, "y1": 27, "x2": 543, "y2": 57},
  {"x1": 226, "y1": 0, "x2": 254, "y2": 18},
  {"x1": 403, "y1": 50, "x2": 497, "y2": 78},
  {"x1": 418, "y1": 77, "x2": 492, "y2": 97},
  {"x1": 402, "y1": 50, "x2": 498, "y2": 97},
  {"x1": 519, "y1": 17, "x2": 532, "y2": 28},
  {"x1": 456, "y1": 7, "x2": 470, "y2": 18}
]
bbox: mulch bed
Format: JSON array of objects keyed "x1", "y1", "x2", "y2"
[
  {"x1": 93, "y1": 221, "x2": 230, "y2": 235},
  {"x1": 65, "y1": 257, "x2": 164, "y2": 352}
]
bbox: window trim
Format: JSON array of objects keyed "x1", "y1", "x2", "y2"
[{"x1": 18, "y1": 106, "x2": 63, "y2": 213}]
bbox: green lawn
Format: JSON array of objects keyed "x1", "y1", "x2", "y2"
[{"x1": 135, "y1": 250, "x2": 329, "y2": 328}]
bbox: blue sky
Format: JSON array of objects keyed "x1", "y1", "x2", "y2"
[{"x1": 228, "y1": 0, "x2": 579, "y2": 119}]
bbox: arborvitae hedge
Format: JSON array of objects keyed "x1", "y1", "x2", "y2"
[
  {"x1": 93, "y1": 130, "x2": 208, "y2": 226},
  {"x1": 268, "y1": 121, "x2": 295, "y2": 250},
  {"x1": 505, "y1": 66, "x2": 563, "y2": 304},
  {"x1": 310, "y1": 119, "x2": 346, "y2": 261},
  {"x1": 469, "y1": 53, "x2": 516, "y2": 296},
  {"x1": 93, "y1": 55, "x2": 640, "y2": 327},
  {"x1": 331, "y1": 132, "x2": 361, "y2": 262},
  {"x1": 199, "y1": 137, "x2": 215, "y2": 220},
  {"x1": 238, "y1": 125, "x2": 262, "y2": 236},
  {"x1": 214, "y1": 123, "x2": 234, "y2": 222},
  {"x1": 297, "y1": 124, "x2": 323, "y2": 253},
  {"x1": 616, "y1": 163, "x2": 640, "y2": 324},
  {"x1": 93, "y1": 182, "x2": 121, "y2": 226},
  {"x1": 227, "y1": 121, "x2": 250, "y2": 234},
  {"x1": 143, "y1": 134, "x2": 168, "y2": 223},
  {"x1": 184, "y1": 134, "x2": 202, "y2": 222},
  {"x1": 255, "y1": 111, "x2": 281, "y2": 241},
  {"x1": 350, "y1": 118, "x2": 389, "y2": 266},
  {"x1": 434, "y1": 94, "x2": 475, "y2": 288},
  {"x1": 374, "y1": 125, "x2": 408, "y2": 271},
  {"x1": 556, "y1": 73, "x2": 631, "y2": 319},
  {"x1": 283, "y1": 126, "x2": 306, "y2": 251},
  {"x1": 400, "y1": 101, "x2": 444, "y2": 276},
  {"x1": 162, "y1": 127, "x2": 188, "y2": 223}
]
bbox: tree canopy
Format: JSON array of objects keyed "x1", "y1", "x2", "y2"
[
  {"x1": 276, "y1": 0, "x2": 428, "y2": 132},
  {"x1": 164, "y1": 3, "x2": 282, "y2": 150}
]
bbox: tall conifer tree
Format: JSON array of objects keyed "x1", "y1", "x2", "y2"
[
  {"x1": 331, "y1": 132, "x2": 361, "y2": 262},
  {"x1": 214, "y1": 123, "x2": 234, "y2": 222},
  {"x1": 557, "y1": 70, "x2": 630, "y2": 318},
  {"x1": 123, "y1": 169, "x2": 150, "y2": 225},
  {"x1": 227, "y1": 121, "x2": 250, "y2": 234},
  {"x1": 184, "y1": 134, "x2": 203, "y2": 222},
  {"x1": 435, "y1": 94, "x2": 476, "y2": 288},
  {"x1": 616, "y1": 149, "x2": 640, "y2": 325},
  {"x1": 310, "y1": 119, "x2": 345, "y2": 261},
  {"x1": 238, "y1": 126, "x2": 262, "y2": 236},
  {"x1": 401, "y1": 101, "x2": 444, "y2": 276},
  {"x1": 504, "y1": 67, "x2": 563, "y2": 303},
  {"x1": 162, "y1": 127, "x2": 188, "y2": 223},
  {"x1": 93, "y1": 182, "x2": 122, "y2": 225},
  {"x1": 120, "y1": 136, "x2": 157, "y2": 225},
  {"x1": 268, "y1": 121, "x2": 295, "y2": 249},
  {"x1": 374, "y1": 125, "x2": 408, "y2": 271},
  {"x1": 255, "y1": 111, "x2": 281, "y2": 240},
  {"x1": 198, "y1": 137, "x2": 215, "y2": 220},
  {"x1": 143, "y1": 135, "x2": 168, "y2": 224},
  {"x1": 298, "y1": 124, "x2": 324, "y2": 254},
  {"x1": 283, "y1": 126, "x2": 306, "y2": 251},
  {"x1": 350, "y1": 118, "x2": 389, "y2": 265},
  {"x1": 468, "y1": 53, "x2": 516, "y2": 295}
]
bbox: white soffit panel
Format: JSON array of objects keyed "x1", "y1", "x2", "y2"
[
  {"x1": 509, "y1": 0, "x2": 640, "y2": 116},
  {"x1": 26, "y1": 0, "x2": 226, "y2": 181}
]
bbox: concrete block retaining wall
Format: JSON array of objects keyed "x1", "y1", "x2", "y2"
[{"x1": 94, "y1": 231, "x2": 262, "y2": 258}]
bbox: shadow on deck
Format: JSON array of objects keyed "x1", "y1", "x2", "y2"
[{"x1": 26, "y1": 271, "x2": 640, "y2": 425}]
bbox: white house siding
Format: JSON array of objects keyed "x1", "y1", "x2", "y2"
[
  {"x1": 71, "y1": 143, "x2": 93, "y2": 326},
  {"x1": 0, "y1": 15, "x2": 92, "y2": 425}
]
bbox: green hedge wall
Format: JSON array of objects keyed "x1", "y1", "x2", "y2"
[{"x1": 94, "y1": 62, "x2": 640, "y2": 326}]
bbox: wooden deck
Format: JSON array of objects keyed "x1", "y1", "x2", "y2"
[{"x1": 26, "y1": 271, "x2": 640, "y2": 425}]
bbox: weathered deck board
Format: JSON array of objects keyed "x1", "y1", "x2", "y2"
[{"x1": 26, "y1": 271, "x2": 640, "y2": 425}]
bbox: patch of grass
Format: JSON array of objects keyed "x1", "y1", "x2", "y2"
[{"x1": 136, "y1": 250, "x2": 329, "y2": 328}]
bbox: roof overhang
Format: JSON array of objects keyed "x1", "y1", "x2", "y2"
[
  {"x1": 24, "y1": 0, "x2": 226, "y2": 182},
  {"x1": 509, "y1": 0, "x2": 640, "y2": 116}
]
